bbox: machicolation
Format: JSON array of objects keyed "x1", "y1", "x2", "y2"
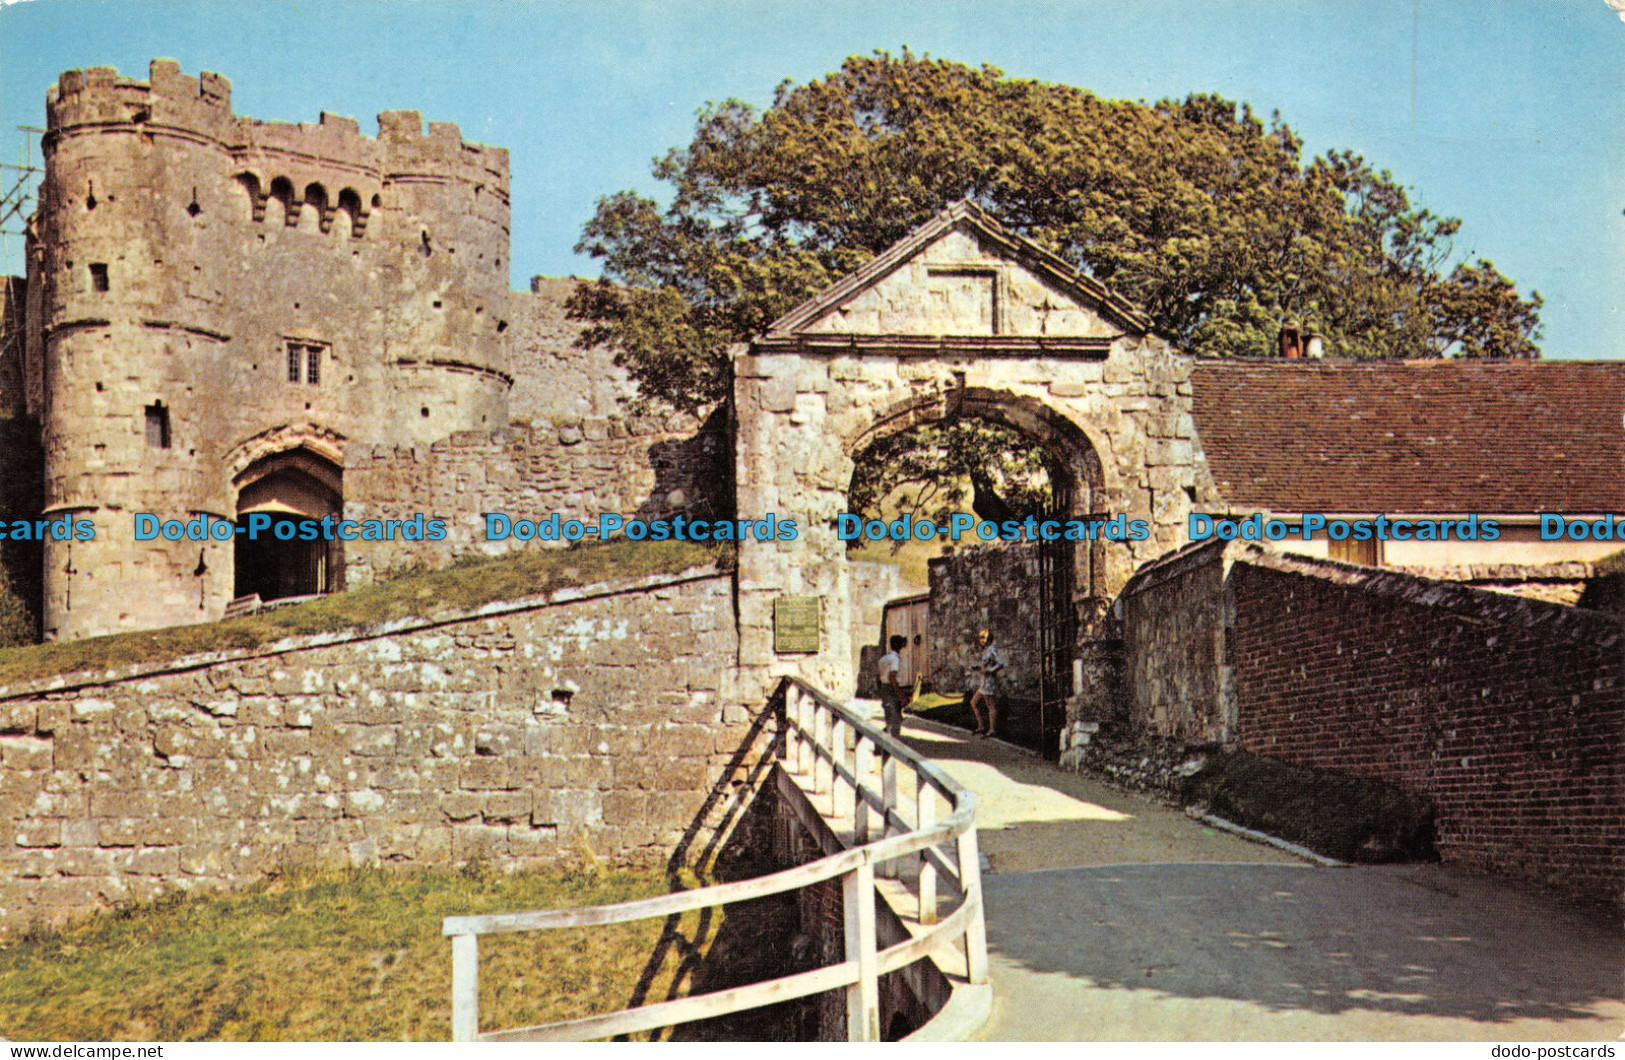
[{"x1": 3, "y1": 60, "x2": 724, "y2": 644}]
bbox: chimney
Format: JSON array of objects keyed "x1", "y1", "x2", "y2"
[
  {"x1": 1305, "y1": 333, "x2": 1325, "y2": 359},
  {"x1": 1278, "y1": 324, "x2": 1304, "y2": 359}
]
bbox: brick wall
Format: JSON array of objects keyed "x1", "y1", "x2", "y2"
[
  {"x1": 1229, "y1": 551, "x2": 1624, "y2": 910},
  {"x1": 0, "y1": 566, "x2": 762, "y2": 926}
]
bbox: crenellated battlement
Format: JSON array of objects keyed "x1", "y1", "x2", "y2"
[
  {"x1": 28, "y1": 59, "x2": 516, "y2": 642},
  {"x1": 46, "y1": 60, "x2": 509, "y2": 195}
]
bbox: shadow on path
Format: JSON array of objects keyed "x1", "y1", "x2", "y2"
[
  {"x1": 893, "y1": 715, "x2": 1625, "y2": 1040},
  {"x1": 985, "y1": 862, "x2": 1623, "y2": 1028}
]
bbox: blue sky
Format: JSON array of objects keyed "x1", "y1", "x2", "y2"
[{"x1": 1, "y1": 0, "x2": 1621, "y2": 359}]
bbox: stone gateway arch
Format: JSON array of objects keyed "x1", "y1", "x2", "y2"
[{"x1": 732, "y1": 202, "x2": 1216, "y2": 717}]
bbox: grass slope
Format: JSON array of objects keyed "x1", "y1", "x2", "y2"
[
  {"x1": 0, "y1": 865, "x2": 713, "y2": 1041},
  {"x1": 0, "y1": 540, "x2": 720, "y2": 689}
]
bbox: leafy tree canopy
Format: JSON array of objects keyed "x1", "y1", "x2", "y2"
[
  {"x1": 572, "y1": 51, "x2": 1543, "y2": 412},
  {"x1": 848, "y1": 419, "x2": 1054, "y2": 529}
]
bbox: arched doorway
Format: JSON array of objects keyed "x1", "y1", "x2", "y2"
[
  {"x1": 845, "y1": 387, "x2": 1108, "y2": 754},
  {"x1": 232, "y1": 449, "x2": 343, "y2": 603},
  {"x1": 730, "y1": 202, "x2": 1201, "y2": 710}
]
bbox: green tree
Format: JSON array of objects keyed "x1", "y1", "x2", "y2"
[
  {"x1": 0, "y1": 413, "x2": 42, "y2": 646},
  {"x1": 0, "y1": 563, "x2": 32, "y2": 648},
  {"x1": 572, "y1": 51, "x2": 1543, "y2": 414},
  {"x1": 848, "y1": 420, "x2": 1054, "y2": 528}
]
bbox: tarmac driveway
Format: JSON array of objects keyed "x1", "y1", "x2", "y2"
[
  {"x1": 978, "y1": 861, "x2": 1624, "y2": 1041},
  {"x1": 895, "y1": 719, "x2": 1625, "y2": 1042}
]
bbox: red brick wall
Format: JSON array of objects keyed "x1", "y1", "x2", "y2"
[{"x1": 1230, "y1": 558, "x2": 1624, "y2": 911}]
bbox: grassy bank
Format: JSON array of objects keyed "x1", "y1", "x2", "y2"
[
  {"x1": 0, "y1": 864, "x2": 712, "y2": 1041},
  {"x1": 0, "y1": 539, "x2": 720, "y2": 689}
]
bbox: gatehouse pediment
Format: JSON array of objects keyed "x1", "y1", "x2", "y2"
[{"x1": 766, "y1": 200, "x2": 1154, "y2": 342}]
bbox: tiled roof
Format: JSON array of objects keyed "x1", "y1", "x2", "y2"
[{"x1": 1189, "y1": 360, "x2": 1625, "y2": 513}]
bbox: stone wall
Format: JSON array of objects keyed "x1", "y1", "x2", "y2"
[
  {"x1": 339, "y1": 278, "x2": 731, "y2": 582},
  {"x1": 1227, "y1": 548, "x2": 1623, "y2": 910},
  {"x1": 1118, "y1": 541, "x2": 1231, "y2": 742},
  {"x1": 1113, "y1": 542, "x2": 1625, "y2": 908},
  {"x1": 925, "y1": 543, "x2": 1041, "y2": 700},
  {"x1": 504, "y1": 278, "x2": 732, "y2": 526},
  {"x1": 0, "y1": 564, "x2": 761, "y2": 926},
  {"x1": 846, "y1": 559, "x2": 911, "y2": 671},
  {"x1": 732, "y1": 208, "x2": 1217, "y2": 706}
]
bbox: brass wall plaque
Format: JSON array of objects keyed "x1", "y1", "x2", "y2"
[{"x1": 773, "y1": 595, "x2": 821, "y2": 653}]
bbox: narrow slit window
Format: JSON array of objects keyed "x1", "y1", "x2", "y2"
[
  {"x1": 89, "y1": 263, "x2": 109, "y2": 292},
  {"x1": 144, "y1": 402, "x2": 171, "y2": 449}
]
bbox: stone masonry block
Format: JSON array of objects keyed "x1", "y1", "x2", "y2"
[{"x1": 0, "y1": 737, "x2": 53, "y2": 771}]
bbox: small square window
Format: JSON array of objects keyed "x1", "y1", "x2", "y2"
[
  {"x1": 89, "y1": 263, "x2": 109, "y2": 292},
  {"x1": 285, "y1": 341, "x2": 328, "y2": 385}
]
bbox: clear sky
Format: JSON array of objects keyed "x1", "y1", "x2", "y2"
[{"x1": 1, "y1": 0, "x2": 1621, "y2": 359}]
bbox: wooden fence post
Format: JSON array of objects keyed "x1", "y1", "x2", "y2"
[
  {"x1": 917, "y1": 775, "x2": 937, "y2": 925},
  {"x1": 843, "y1": 861, "x2": 880, "y2": 1042},
  {"x1": 853, "y1": 736, "x2": 873, "y2": 844},
  {"x1": 832, "y1": 718, "x2": 852, "y2": 820},
  {"x1": 799, "y1": 688, "x2": 815, "y2": 776},
  {"x1": 451, "y1": 932, "x2": 479, "y2": 1042},
  {"x1": 956, "y1": 828, "x2": 989, "y2": 985},
  {"x1": 876, "y1": 753, "x2": 898, "y2": 879},
  {"x1": 785, "y1": 684, "x2": 802, "y2": 771},
  {"x1": 813, "y1": 703, "x2": 832, "y2": 795}
]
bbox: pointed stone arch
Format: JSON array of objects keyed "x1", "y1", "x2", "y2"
[{"x1": 231, "y1": 446, "x2": 343, "y2": 603}]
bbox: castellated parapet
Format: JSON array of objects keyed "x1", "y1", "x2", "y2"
[{"x1": 27, "y1": 60, "x2": 514, "y2": 640}]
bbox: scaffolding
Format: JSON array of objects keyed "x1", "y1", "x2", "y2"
[{"x1": 0, "y1": 127, "x2": 44, "y2": 276}]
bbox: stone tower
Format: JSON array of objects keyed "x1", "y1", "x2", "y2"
[{"x1": 24, "y1": 60, "x2": 512, "y2": 640}]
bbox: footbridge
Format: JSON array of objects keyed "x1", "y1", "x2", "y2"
[
  {"x1": 442, "y1": 677, "x2": 992, "y2": 1042},
  {"x1": 442, "y1": 686, "x2": 1624, "y2": 1042}
]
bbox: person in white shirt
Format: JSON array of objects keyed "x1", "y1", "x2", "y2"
[
  {"x1": 968, "y1": 628, "x2": 1004, "y2": 737},
  {"x1": 877, "y1": 634, "x2": 907, "y2": 737}
]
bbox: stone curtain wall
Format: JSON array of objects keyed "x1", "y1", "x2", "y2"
[
  {"x1": 341, "y1": 417, "x2": 729, "y2": 583},
  {"x1": 1229, "y1": 551, "x2": 1624, "y2": 911},
  {"x1": 925, "y1": 543, "x2": 1041, "y2": 700},
  {"x1": 0, "y1": 566, "x2": 758, "y2": 926},
  {"x1": 1118, "y1": 542, "x2": 1232, "y2": 742},
  {"x1": 846, "y1": 559, "x2": 911, "y2": 668},
  {"x1": 340, "y1": 279, "x2": 732, "y2": 583}
]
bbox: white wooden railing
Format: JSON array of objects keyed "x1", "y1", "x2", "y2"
[{"x1": 442, "y1": 676, "x2": 988, "y2": 1042}]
